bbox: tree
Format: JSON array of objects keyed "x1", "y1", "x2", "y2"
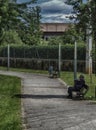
[
  {"x1": 0, "y1": 0, "x2": 41, "y2": 45},
  {"x1": 62, "y1": 25, "x2": 84, "y2": 44},
  {"x1": 0, "y1": 0, "x2": 19, "y2": 43},
  {"x1": 47, "y1": 36, "x2": 63, "y2": 45},
  {"x1": 2, "y1": 29, "x2": 23, "y2": 44},
  {"x1": 66, "y1": 0, "x2": 96, "y2": 41},
  {"x1": 17, "y1": 6, "x2": 42, "y2": 45},
  {"x1": 91, "y1": 1, "x2": 96, "y2": 74},
  {"x1": 66, "y1": 0, "x2": 96, "y2": 74}
]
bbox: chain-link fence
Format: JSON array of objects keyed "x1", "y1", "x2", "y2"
[{"x1": 0, "y1": 45, "x2": 95, "y2": 73}]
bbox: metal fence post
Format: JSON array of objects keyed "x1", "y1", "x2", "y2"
[
  {"x1": 7, "y1": 44, "x2": 10, "y2": 71},
  {"x1": 58, "y1": 43, "x2": 61, "y2": 78},
  {"x1": 95, "y1": 85, "x2": 96, "y2": 99},
  {"x1": 74, "y1": 41, "x2": 77, "y2": 80}
]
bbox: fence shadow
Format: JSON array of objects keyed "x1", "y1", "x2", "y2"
[{"x1": 14, "y1": 94, "x2": 67, "y2": 99}]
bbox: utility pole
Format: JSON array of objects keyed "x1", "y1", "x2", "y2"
[
  {"x1": 86, "y1": 27, "x2": 92, "y2": 74},
  {"x1": 85, "y1": 0, "x2": 92, "y2": 75}
]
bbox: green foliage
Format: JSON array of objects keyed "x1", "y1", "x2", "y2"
[
  {"x1": 66, "y1": 0, "x2": 96, "y2": 42},
  {"x1": 91, "y1": 1, "x2": 96, "y2": 41},
  {"x1": 0, "y1": 0, "x2": 41, "y2": 45},
  {"x1": 62, "y1": 25, "x2": 82, "y2": 44},
  {"x1": 43, "y1": 25, "x2": 84, "y2": 45},
  {"x1": 47, "y1": 36, "x2": 63, "y2": 45},
  {"x1": 16, "y1": 6, "x2": 42, "y2": 45},
  {"x1": 0, "y1": 75, "x2": 21, "y2": 130},
  {"x1": 0, "y1": 44, "x2": 86, "y2": 60},
  {"x1": 0, "y1": 44, "x2": 87, "y2": 71},
  {"x1": 0, "y1": 0, "x2": 19, "y2": 42},
  {"x1": 1, "y1": 30, "x2": 23, "y2": 45}
]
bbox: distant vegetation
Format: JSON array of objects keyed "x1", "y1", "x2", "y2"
[{"x1": 0, "y1": 0, "x2": 86, "y2": 46}]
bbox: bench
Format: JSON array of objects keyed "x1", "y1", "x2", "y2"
[
  {"x1": 52, "y1": 71, "x2": 58, "y2": 78},
  {"x1": 72, "y1": 84, "x2": 89, "y2": 99},
  {"x1": 49, "y1": 71, "x2": 59, "y2": 78}
]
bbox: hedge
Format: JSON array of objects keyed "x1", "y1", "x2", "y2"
[
  {"x1": 0, "y1": 44, "x2": 87, "y2": 72},
  {"x1": 0, "y1": 44, "x2": 86, "y2": 60}
]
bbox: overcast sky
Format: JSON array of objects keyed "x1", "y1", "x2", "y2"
[
  {"x1": 17, "y1": 0, "x2": 87, "y2": 23},
  {"x1": 37, "y1": 0, "x2": 73, "y2": 23}
]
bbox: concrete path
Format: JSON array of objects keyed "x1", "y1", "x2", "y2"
[{"x1": 0, "y1": 70, "x2": 96, "y2": 130}]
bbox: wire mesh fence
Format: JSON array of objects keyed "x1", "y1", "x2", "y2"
[
  {"x1": 0, "y1": 45, "x2": 95, "y2": 73},
  {"x1": 0, "y1": 57, "x2": 86, "y2": 72}
]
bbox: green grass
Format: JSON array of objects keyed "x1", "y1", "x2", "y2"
[
  {"x1": 0, "y1": 66, "x2": 48, "y2": 74},
  {"x1": 0, "y1": 75, "x2": 22, "y2": 130}
]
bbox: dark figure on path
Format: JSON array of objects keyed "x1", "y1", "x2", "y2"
[
  {"x1": 48, "y1": 65, "x2": 53, "y2": 77},
  {"x1": 67, "y1": 75, "x2": 86, "y2": 98}
]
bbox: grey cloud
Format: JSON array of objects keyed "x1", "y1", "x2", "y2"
[
  {"x1": 37, "y1": 0, "x2": 73, "y2": 23},
  {"x1": 17, "y1": 0, "x2": 31, "y2": 4},
  {"x1": 41, "y1": 13, "x2": 74, "y2": 23},
  {"x1": 37, "y1": 0, "x2": 52, "y2": 4},
  {"x1": 26, "y1": 0, "x2": 74, "y2": 23},
  {"x1": 40, "y1": 0, "x2": 72, "y2": 14}
]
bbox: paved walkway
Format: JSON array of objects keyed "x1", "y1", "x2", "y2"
[{"x1": 0, "y1": 70, "x2": 96, "y2": 130}]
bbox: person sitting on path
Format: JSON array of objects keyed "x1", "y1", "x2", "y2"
[
  {"x1": 48, "y1": 65, "x2": 53, "y2": 77},
  {"x1": 67, "y1": 75, "x2": 86, "y2": 98}
]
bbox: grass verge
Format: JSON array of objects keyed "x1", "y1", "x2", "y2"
[
  {"x1": 0, "y1": 66, "x2": 48, "y2": 74},
  {"x1": 0, "y1": 75, "x2": 22, "y2": 130}
]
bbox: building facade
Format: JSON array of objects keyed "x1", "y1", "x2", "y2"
[{"x1": 41, "y1": 23, "x2": 70, "y2": 40}]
